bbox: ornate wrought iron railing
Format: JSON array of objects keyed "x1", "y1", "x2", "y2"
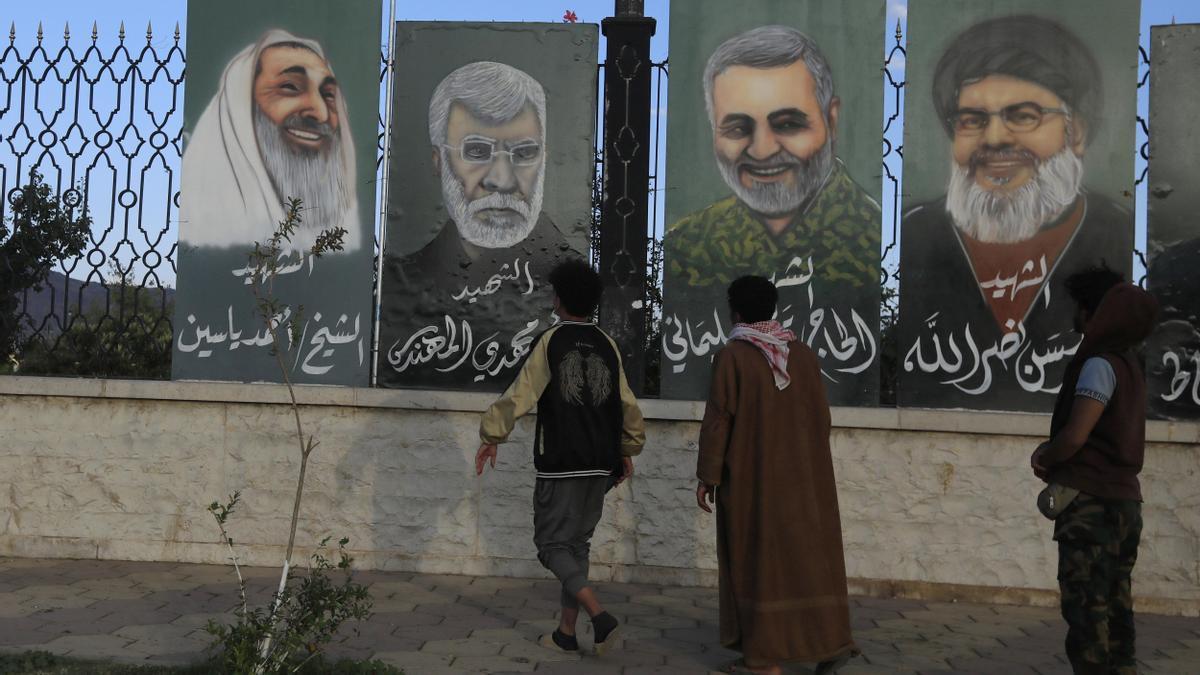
[{"x1": 1, "y1": 22, "x2": 183, "y2": 377}]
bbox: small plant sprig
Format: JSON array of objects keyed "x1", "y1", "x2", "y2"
[
  {"x1": 205, "y1": 535, "x2": 372, "y2": 673},
  {"x1": 208, "y1": 491, "x2": 248, "y2": 613}
]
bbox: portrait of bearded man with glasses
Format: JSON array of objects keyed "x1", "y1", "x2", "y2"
[
  {"x1": 429, "y1": 62, "x2": 550, "y2": 250},
  {"x1": 899, "y1": 14, "x2": 1134, "y2": 408},
  {"x1": 380, "y1": 60, "x2": 577, "y2": 391}
]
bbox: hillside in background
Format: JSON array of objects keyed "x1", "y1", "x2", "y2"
[{"x1": 16, "y1": 271, "x2": 175, "y2": 337}]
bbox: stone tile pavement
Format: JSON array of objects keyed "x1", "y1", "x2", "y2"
[{"x1": 1, "y1": 557, "x2": 1199, "y2": 673}]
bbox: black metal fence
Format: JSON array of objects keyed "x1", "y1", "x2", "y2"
[
  {"x1": 1, "y1": 22, "x2": 182, "y2": 376},
  {"x1": 0, "y1": 18, "x2": 1148, "y2": 384},
  {"x1": 1135, "y1": 44, "x2": 1151, "y2": 286}
]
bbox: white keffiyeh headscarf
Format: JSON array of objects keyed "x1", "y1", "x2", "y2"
[{"x1": 728, "y1": 320, "x2": 797, "y2": 390}]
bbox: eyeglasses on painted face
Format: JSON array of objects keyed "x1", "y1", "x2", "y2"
[
  {"x1": 948, "y1": 102, "x2": 1068, "y2": 135},
  {"x1": 443, "y1": 135, "x2": 542, "y2": 166}
]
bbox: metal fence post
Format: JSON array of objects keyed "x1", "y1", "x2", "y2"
[{"x1": 599, "y1": 1, "x2": 655, "y2": 395}]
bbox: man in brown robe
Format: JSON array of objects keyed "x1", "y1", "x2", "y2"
[{"x1": 696, "y1": 275, "x2": 857, "y2": 674}]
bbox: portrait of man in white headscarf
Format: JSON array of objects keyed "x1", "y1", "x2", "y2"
[{"x1": 179, "y1": 29, "x2": 361, "y2": 253}]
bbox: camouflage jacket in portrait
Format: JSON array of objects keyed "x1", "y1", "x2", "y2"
[
  {"x1": 659, "y1": 161, "x2": 882, "y2": 405},
  {"x1": 663, "y1": 161, "x2": 880, "y2": 290}
]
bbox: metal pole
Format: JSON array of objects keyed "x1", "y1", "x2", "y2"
[
  {"x1": 370, "y1": 0, "x2": 397, "y2": 388},
  {"x1": 614, "y1": 0, "x2": 645, "y2": 17},
  {"x1": 599, "y1": 4, "x2": 656, "y2": 394}
]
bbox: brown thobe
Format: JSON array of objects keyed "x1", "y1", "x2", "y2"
[{"x1": 698, "y1": 340, "x2": 856, "y2": 668}]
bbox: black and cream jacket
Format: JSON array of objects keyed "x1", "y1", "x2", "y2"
[{"x1": 480, "y1": 321, "x2": 645, "y2": 478}]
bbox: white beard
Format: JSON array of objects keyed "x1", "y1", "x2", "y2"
[
  {"x1": 254, "y1": 107, "x2": 349, "y2": 235},
  {"x1": 946, "y1": 147, "x2": 1084, "y2": 244},
  {"x1": 716, "y1": 141, "x2": 834, "y2": 218},
  {"x1": 440, "y1": 150, "x2": 544, "y2": 249}
]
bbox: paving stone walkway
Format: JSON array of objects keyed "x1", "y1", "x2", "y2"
[{"x1": 1, "y1": 557, "x2": 1198, "y2": 673}]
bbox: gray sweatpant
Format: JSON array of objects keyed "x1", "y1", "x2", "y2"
[{"x1": 533, "y1": 476, "x2": 609, "y2": 610}]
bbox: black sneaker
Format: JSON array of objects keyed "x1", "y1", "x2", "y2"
[
  {"x1": 539, "y1": 628, "x2": 579, "y2": 652},
  {"x1": 591, "y1": 611, "x2": 620, "y2": 654}
]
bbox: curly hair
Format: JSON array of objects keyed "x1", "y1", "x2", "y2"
[{"x1": 548, "y1": 258, "x2": 603, "y2": 318}]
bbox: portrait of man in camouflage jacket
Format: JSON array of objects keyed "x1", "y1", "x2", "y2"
[{"x1": 662, "y1": 25, "x2": 881, "y2": 404}]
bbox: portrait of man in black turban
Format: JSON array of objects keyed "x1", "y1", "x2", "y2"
[{"x1": 900, "y1": 15, "x2": 1133, "y2": 406}]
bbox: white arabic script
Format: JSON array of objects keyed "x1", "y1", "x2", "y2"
[
  {"x1": 979, "y1": 255, "x2": 1049, "y2": 303},
  {"x1": 230, "y1": 250, "x2": 316, "y2": 286},
  {"x1": 387, "y1": 314, "x2": 544, "y2": 383},
  {"x1": 450, "y1": 258, "x2": 535, "y2": 304},
  {"x1": 661, "y1": 257, "x2": 877, "y2": 382},
  {"x1": 176, "y1": 308, "x2": 363, "y2": 375},
  {"x1": 1160, "y1": 348, "x2": 1200, "y2": 406},
  {"x1": 902, "y1": 312, "x2": 1079, "y2": 395}
]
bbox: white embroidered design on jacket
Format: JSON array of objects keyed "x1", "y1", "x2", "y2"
[
  {"x1": 559, "y1": 350, "x2": 612, "y2": 405},
  {"x1": 559, "y1": 350, "x2": 586, "y2": 405},
  {"x1": 585, "y1": 353, "x2": 613, "y2": 403}
]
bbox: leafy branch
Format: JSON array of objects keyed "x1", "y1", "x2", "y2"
[{"x1": 204, "y1": 199, "x2": 367, "y2": 673}]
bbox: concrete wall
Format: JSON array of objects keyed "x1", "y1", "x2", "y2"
[{"x1": 1, "y1": 376, "x2": 1197, "y2": 615}]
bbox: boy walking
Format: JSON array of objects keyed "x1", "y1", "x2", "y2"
[{"x1": 476, "y1": 259, "x2": 646, "y2": 654}]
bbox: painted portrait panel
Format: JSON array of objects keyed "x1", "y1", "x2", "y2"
[
  {"x1": 660, "y1": 0, "x2": 885, "y2": 404},
  {"x1": 172, "y1": 0, "x2": 381, "y2": 385},
  {"x1": 1146, "y1": 23, "x2": 1200, "y2": 420},
  {"x1": 898, "y1": 0, "x2": 1139, "y2": 412},
  {"x1": 375, "y1": 22, "x2": 598, "y2": 391}
]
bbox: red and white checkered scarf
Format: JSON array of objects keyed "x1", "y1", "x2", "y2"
[{"x1": 728, "y1": 320, "x2": 797, "y2": 390}]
